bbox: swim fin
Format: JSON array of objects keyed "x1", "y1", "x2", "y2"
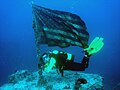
[{"x1": 84, "y1": 37, "x2": 104, "y2": 55}]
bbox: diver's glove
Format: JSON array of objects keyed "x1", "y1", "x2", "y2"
[{"x1": 84, "y1": 37, "x2": 104, "y2": 56}]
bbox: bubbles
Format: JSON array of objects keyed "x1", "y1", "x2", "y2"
[
  {"x1": 70, "y1": 0, "x2": 81, "y2": 13},
  {"x1": 31, "y1": 1, "x2": 34, "y2": 4}
]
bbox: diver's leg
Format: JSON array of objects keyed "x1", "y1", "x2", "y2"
[
  {"x1": 64, "y1": 56, "x2": 90, "y2": 71},
  {"x1": 65, "y1": 62, "x2": 85, "y2": 71},
  {"x1": 81, "y1": 56, "x2": 90, "y2": 69}
]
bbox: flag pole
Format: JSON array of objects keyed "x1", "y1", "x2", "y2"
[{"x1": 32, "y1": 4, "x2": 46, "y2": 86}]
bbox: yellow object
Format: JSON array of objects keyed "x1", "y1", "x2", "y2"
[
  {"x1": 67, "y1": 53, "x2": 72, "y2": 60},
  {"x1": 44, "y1": 57, "x2": 56, "y2": 72},
  {"x1": 84, "y1": 37, "x2": 104, "y2": 55}
]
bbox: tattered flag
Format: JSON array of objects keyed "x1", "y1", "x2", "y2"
[{"x1": 32, "y1": 4, "x2": 89, "y2": 49}]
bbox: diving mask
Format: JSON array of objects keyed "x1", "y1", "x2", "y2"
[{"x1": 42, "y1": 53, "x2": 50, "y2": 64}]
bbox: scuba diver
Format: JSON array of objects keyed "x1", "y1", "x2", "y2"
[{"x1": 38, "y1": 37, "x2": 104, "y2": 76}]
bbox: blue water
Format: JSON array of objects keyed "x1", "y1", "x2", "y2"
[{"x1": 0, "y1": 0, "x2": 120, "y2": 89}]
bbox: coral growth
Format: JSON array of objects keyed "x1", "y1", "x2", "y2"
[{"x1": 0, "y1": 70, "x2": 104, "y2": 90}]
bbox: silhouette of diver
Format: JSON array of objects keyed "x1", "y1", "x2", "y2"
[
  {"x1": 38, "y1": 37, "x2": 104, "y2": 76},
  {"x1": 39, "y1": 50, "x2": 90, "y2": 76}
]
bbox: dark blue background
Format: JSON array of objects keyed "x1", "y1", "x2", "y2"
[{"x1": 0, "y1": 0, "x2": 120, "y2": 89}]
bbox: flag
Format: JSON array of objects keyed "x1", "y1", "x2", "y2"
[{"x1": 32, "y1": 4, "x2": 89, "y2": 49}]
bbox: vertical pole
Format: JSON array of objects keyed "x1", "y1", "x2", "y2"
[{"x1": 32, "y1": 5, "x2": 44, "y2": 86}]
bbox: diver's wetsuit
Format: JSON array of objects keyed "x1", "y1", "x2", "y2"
[{"x1": 49, "y1": 51, "x2": 90, "y2": 76}]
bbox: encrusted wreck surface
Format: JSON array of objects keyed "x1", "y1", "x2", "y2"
[{"x1": 0, "y1": 70, "x2": 104, "y2": 90}]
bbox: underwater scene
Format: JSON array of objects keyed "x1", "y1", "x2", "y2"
[{"x1": 0, "y1": 0, "x2": 120, "y2": 90}]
